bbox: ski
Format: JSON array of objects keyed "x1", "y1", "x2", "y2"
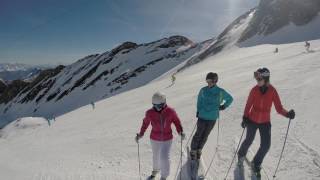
[
  {"x1": 187, "y1": 147, "x2": 207, "y2": 180},
  {"x1": 234, "y1": 137, "x2": 270, "y2": 180},
  {"x1": 245, "y1": 147, "x2": 271, "y2": 180},
  {"x1": 243, "y1": 156, "x2": 261, "y2": 180},
  {"x1": 234, "y1": 138, "x2": 246, "y2": 180},
  {"x1": 196, "y1": 156, "x2": 206, "y2": 180},
  {"x1": 187, "y1": 147, "x2": 198, "y2": 180}
]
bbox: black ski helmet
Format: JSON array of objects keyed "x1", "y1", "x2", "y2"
[
  {"x1": 254, "y1": 68, "x2": 270, "y2": 82},
  {"x1": 206, "y1": 72, "x2": 218, "y2": 83}
]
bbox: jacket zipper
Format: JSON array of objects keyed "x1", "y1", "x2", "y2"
[
  {"x1": 160, "y1": 113, "x2": 164, "y2": 141},
  {"x1": 259, "y1": 94, "x2": 264, "y2": 123}
]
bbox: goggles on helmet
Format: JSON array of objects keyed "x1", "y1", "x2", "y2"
[{"x1": 254, "y1": 70, "x2": 270, "y2": 80}]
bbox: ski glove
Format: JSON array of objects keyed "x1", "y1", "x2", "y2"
[
  {"x1": 135, "y1": 133, "x2": 143, "y2": 143},
  {"x1": 286, "y1": 109, "x2": 295, "y2": 119},
  {"x1": 241, "y1": 116, "x2": 250, "y2": 128},
  {"x1": 219, "y1": 105, "x2": 226, "y2": 111},
  {"x1": 179, "y1": 132, "x2": 186, "y2": 140}
]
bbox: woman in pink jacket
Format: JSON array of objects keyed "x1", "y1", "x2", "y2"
[{"x1": 136, "y1": 92, "x2": 185, "y2": 180}]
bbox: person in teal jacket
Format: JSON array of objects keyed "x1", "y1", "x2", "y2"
[{"x1": 190, "y1": 72, "x2": 233, "y2": 160}]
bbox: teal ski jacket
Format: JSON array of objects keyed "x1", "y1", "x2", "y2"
[{"x1": 197, "y1": 86, "x2": 233, "y2": 121}]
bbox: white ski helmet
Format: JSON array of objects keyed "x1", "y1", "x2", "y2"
[{"x1": 152, "y1": 92, "x2": 166, "y2": 105}]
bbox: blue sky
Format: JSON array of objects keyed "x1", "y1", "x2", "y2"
[{"x1": 0, "y1": 0, "x2": 258, "y2": 65}]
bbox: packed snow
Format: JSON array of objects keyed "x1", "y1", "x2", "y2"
[{"x1": 0, "y1": 39, "x2": 320, "y2": 180}]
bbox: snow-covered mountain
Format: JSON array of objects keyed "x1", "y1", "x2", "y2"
[
  {"x1": 0, "y1": 36, "x2": 205, "y2": 128},
  {"x1": 239, "y1": 0, "x2": 320, "y2": 46},
  {"x1": 180, "y1": 0, "x2": 320, "y2": 68},
  {"x1": 0, "y1": 40, "x2": 319, "y2": 180}
]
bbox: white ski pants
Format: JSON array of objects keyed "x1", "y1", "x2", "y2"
[{"x1": 151, "y1": 139, "x2": 172, "y2": 178}]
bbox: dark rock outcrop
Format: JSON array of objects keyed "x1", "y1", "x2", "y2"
[
  {"x1": 158, "y1": 36, "x2": 193, "y2": 48},
  {"x1": 0, "y1": 80, "x2": 7, "y2": 94},
  {"x1": 110, "y1": 42, "x2": 138, "y2": 56},
  {"x1": 0, "y1": 80, "x2": 30, "y2": 104},
  {"x1": 19, "y1": 65, "x2": 65, "y2": 103}
]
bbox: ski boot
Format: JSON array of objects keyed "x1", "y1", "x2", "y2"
[
  {"x1": 147, "y1": 170, "x2": 159, "y2": 180},
  {"x1": 251, "y1": 162, "x2": 261, "y2": 179},
  {"x1": 237, "y1": 156, "x2": 245, "y2": 168},
  {"x1": 190, "y1": 150, "x2": 199, "y2": 180}
]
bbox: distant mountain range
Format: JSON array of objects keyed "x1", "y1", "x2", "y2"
[{"x1": 0, "y1": 63, "x2": 52, "y2": 82}]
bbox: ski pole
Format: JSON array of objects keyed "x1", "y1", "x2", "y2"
[
  {"x1": 137, "y1": 135, "x2": 142, "y2": 180},
  {"x1": 203, "y1": 119, "x2": 220, "y2": 178},
  {"x1": 272, "y1": 119, "x2": 292, "y2": 179},
  {"x1": 185, "y1": 121, "x2": 197, "y2": 149},
  {"x1": 180, "y1": 134, "x2": 183, "y2": 180},
  {"x1": 174, "y1": 120, "x2": 197, "y2": 180},
  {"x1": 223, "y1": 127, "x2": 246, "y2": 180}
]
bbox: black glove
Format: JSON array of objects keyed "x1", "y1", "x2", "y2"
[
  {"x1": 219, "y1": 105, "x2": 226, "y2": 111},
  {"x1": 135, "y1": 133, "x2": 143, "y2": 143},
  {"x1": 241, "y1": 116, "x2": 250, "y2": 128},
  {"x1": 286, "y1": 109, "x2": 295, "y2": 119},
  {"x1": 196, "y1": 111, "x2": 199, "y2": 118}
]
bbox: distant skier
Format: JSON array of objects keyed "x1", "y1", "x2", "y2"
[
  {"x1": 274, "y1": 47, "x2": 279, "y2": 53},
  {"x1": 46, "y1": 118, "x2": 51, "y2": 126},
  {"x1": 91, "y1": 101, "x2": 95, "y2": 109},
  {"x1": 135, "y1": 92, "x2": 185, "y2": 180},
  {"x1": 238, "y1": 68, "x2": 295, "y2": 177},
  {"x1": 171, "y1": 74, "x2": 176, "y2": 86},
  {"x1": 190, "y1": 72, "x2": 233, "y2": 170},
  {"x1": 305, "y1": 41, "x2": 311, "y2": 52}
]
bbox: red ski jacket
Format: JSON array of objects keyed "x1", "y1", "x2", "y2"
[
  {"x1": 139, "y1": 105, "x2": 183, "y2": 141},
  {"x1": 244, "y1": 85, "x2": 288, "y2": 124}
]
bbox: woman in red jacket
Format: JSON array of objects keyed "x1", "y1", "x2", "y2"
[
  {"x1": 135, "y1": 92, "x2": 185, "y2": 180},
  {"x1": 238, "y1": 68, "x2": 295, "y2": 177}
]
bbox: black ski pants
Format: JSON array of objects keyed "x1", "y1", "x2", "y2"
[
  {"x1": 191, "y1": 118, "x2": 216, "y2": 151},
  {"x1": 238, "y1": 121, "x2": 271, "y2": 168}
]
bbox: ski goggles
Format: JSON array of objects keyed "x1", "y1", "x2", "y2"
[
  {"x1": 254, "y1": 71, "x2": 270, "y2": 81},
  {"x1": 153, "y1": 103, "x2": 165, "y2": 111},
  {"x1": 206, "y1": 78, "x2": 217, "y2": 83}
]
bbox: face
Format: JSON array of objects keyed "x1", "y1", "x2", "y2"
[
  {"x1": 153, "y1": 103, "x2": 165, "y2": 111},
  {"x1": 206, "y1": 79, "x2": 216, "y2": 87},
  {"x1": 256, "y1": 77, "x2": 266, "y2": 87}
]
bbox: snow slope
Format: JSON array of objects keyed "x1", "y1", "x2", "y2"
[{"x1": 0, "y1": 40, "x2": 320, "y2": 180}]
